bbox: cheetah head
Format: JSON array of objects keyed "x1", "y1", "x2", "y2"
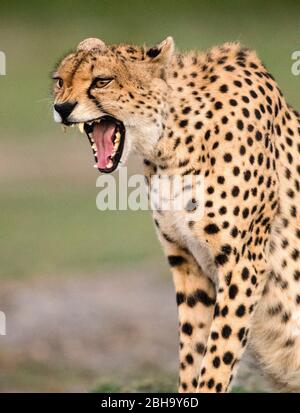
[{"x1": 52, "y1": 36, "x2": 174, "y2": 173}]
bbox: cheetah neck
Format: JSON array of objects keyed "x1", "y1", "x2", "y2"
[{"x1": 151, "y1": 51, "x2": 208, "y2": 173}]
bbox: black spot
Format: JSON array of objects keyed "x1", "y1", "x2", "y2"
[
  {"x1": 220, "y1": 84, "x2": 228, "y2": 93},
  {"x1": 231, "y1": 227, "x2": 238, "y2": 238},
  {"x1": 168, "y1": 255, "x2": 187, "y2": 267},
  {"x1": 236, "y1": 304, "x2": 246, "y2": 317},
  {"x1": 196, "y1": 343, "x2": 205, "y2": 354},
  {"x1": 241, "y1": 267, "x2": 249, "y2": 280},
  {"x1": 225, "y1": 132, "x2": 233, "y2": 141},
  {"x1": 223, "y1": 351, "x2": 234, "y2": 365},
  {"x1": 215, "y1": 254, "x2": 228, "y2": 266},
  {"x1": 221, "y1": 305, "x2": 228, "y2": 317},
  {"x1": 232, "y1": 186, "x2": 240, "y2": 197},
  {"x1": 182, "y1": 322, "x2": 193, "y2": 336},
  {"x1": 238, "y1": 327, "x2": 245, "y2": 342},
  {"x1": 179, "y1": 119, "x2": 188, "y2": 128},
  {"x1": 221, "y1": 325, "x2": 232, "y2": 339},
  {"x1": 182, "y1": 106, "x2": 191, "y2": 114},
  {"x1": 216, "y1": 383, "x2": 223, "y2": 392},
  {"x1": 204, "y1": 223, "x2": 220, "y2": 234},
  {"x1": 213, "y1": 356, "x2": 221, "y2": 368},
  {"x1": 207, "y1": 378, "x2": 215, "y2": 389},
  {"x1": 229, "y1": 284, "x2": 238, "y2": 299},
  {"x1": 186, "y1": 353, "x2": 194, "y2": 364},
  {"x1": 195, "y1": 121, "x2": 203, "y2": 129},
  {"x1": 211, "y1": 331, "x2": 219, "y2": 340},
  {"x1": 224, "y1": 153, "x2": 232, "y2": 162},
  {"x1": 176, "y1": 292, "x2": 185, "y2": 306},
  {"x1": 181, "y1": 382, "x2": 188, "y2": 390}
]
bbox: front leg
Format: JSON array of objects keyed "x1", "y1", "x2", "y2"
[
  {"x1": 156, "y1": 229, "x2": 216, "y2": 392},
  {"x1": 197, "y1": 249, "x2": 268, "y2": 393}
]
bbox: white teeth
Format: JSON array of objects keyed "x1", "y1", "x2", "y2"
[
  {"x1": 93, "y1": 164, "x2": 98, "y2": 168},
  {"x1": 92, "y1": 144, "x2": 97, "y2": 151},
  {"x1": 70, "y1": 124, "x2": 75, "y2": 128},
  {"x1": 61, "y1": 125, "x2": 67, "y2": 133},
  {"x1": 115, "y1": 131, "x2": 121, "y2": 140},
  {"x1": 87, "y1": 121, "x2": 93, "y2": 126},
  {"x1": 107, "y1": 160, "x2": 113, "y2": 168},
  {"x1": 77, "y1": 122, "x2": 85, "y2": 133}
]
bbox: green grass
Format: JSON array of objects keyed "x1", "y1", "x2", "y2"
[
  {"x1": 0, "y1": 358, "x2": 96, "y2": 392},
  {"x1": 93, "y1": 375, "x2": 177, "y2": 393},
  {"x1": 92, "y1": 377, "x2": 264, "y2": 393},
  {"x1": 1, "y1": 183, "x2": 161, "y2": 278}
]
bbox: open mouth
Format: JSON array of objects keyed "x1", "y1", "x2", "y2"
[{"x1": 67, "y1": 116, "x2": 125, "y2": 173}]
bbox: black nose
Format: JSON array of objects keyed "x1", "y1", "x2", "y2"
[{"x1": 54, "y1": 102, "x2": 77, "y2": 123}]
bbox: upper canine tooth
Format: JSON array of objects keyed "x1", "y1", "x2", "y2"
[
  {"x1": 78, "y1": 122, "x2": 85, "y2": 133},
  {"x1": 115, "y1": 131, "x2": 121, "y2": 139}
]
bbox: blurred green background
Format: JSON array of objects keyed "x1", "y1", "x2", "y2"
[{"x1": 0, "y1": 0, "x2": 299, "y2": 392}]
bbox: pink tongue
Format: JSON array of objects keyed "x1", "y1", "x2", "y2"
[{"x1": 92, "y1": 122, "x2": 116, "y2": 169}]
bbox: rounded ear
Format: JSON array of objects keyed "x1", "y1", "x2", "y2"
[
  {"x1": 146, "y1": 36, "x2": 175, "y2": 64},
  {"x1": 77, "y1": 38, "x2": 106, "y2": 52}
]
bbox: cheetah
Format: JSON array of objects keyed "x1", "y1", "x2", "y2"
[{"x1": 52, "y1": 37, "x2": 300, "y2": 393}]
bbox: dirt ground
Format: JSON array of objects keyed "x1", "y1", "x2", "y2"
[{"x1": 0, "y1": 269, "x2": 269, "y2": 392}]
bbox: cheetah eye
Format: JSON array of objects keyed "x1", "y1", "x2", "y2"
[
  {"x1": 93, "y1": 77, "x2": 114, "y2": 89},
  {"x1": 54, "y1": 77, "x2": 64, "y2": 89}
]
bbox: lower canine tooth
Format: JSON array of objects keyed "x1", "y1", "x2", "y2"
[
  {"x1": 93, "y1": 164, "x2": 98, "y2": 168},
  {"x1": 107, "y1": 160, "x2": 113, "y2": 168},
  {"x1": 78, "y1": 122, "x2": 85, "y2": 133}
]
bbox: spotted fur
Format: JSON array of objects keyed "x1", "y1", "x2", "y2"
[{"x1": 53, "y1": 37, "x2": 300, "y2": 392}]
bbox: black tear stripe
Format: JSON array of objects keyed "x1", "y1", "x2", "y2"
[
  {"x1": 86, "y1": 88, "x2": 108, "y2": 115},
  {"x1": 168, "y1": 255, "x2": 187, "y2": 267}
]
